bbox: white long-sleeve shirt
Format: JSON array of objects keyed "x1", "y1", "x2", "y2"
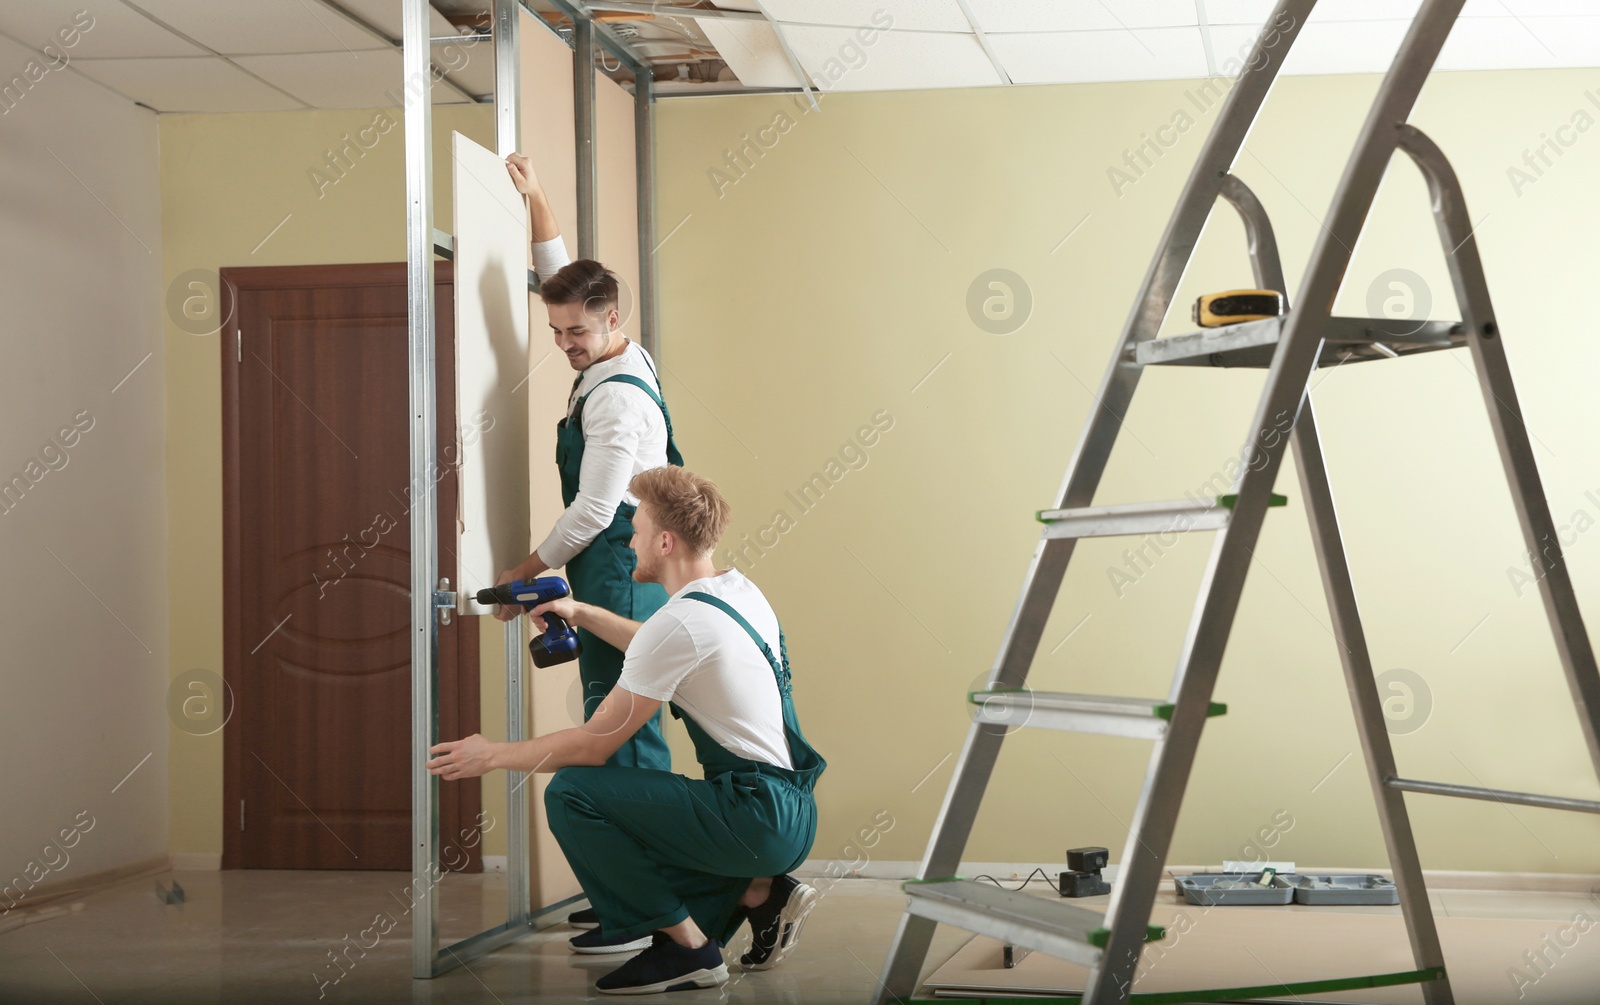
[{"x1": 531, "y1": 237, "x2": 671, "y2": 570}]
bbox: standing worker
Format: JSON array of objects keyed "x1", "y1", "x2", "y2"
[{"x1": 494, "y1": 152, "x2": 683, "y2": 940}]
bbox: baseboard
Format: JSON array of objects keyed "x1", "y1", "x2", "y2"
[
  {"x1": 168, "y1": 852, "x2": 221, "y2": 871},
  {"x1": 1, "y1": 855, "x2": 169, "y2": 916},
  {"x1": 482, "y1": 855, "x2": 507, "y2": 874}
]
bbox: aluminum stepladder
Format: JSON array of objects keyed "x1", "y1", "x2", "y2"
[{"x1": 874, "y1": 0, "x2": 1600, "y2": 1002}]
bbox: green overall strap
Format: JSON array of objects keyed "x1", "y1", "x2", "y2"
[
  {"x1": 597, "y1": 373, "x2": 667, "y2": 409},
  {"x1": 682, "y1": 592, "x2": 791, "y2": 696},
  {"x1": 576, "y1": 374, "x2": 685, "y2": 467}
]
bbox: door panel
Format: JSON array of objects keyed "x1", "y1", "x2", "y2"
[{"x1": 221, "y1": 263, "x2": 479, "y2": 871}]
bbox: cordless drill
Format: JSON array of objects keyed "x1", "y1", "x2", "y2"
[{"x1": 475, "y1": 577, "x2": 582, "y2": 668}]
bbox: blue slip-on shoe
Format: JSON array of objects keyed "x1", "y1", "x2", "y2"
[
  {"x1": 596, "y1": 933, "x2": 728, "y2": 995},
  {"x1": 569, "y1": 928, "x2": 652, "y2": 955},
  {"x1": 737, "y1": 874, "x2": 818, "y2": 971}
]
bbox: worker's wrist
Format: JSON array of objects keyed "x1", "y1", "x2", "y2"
[{"x1": 487, "y1": 740, "x2": 512, "y2": 773}]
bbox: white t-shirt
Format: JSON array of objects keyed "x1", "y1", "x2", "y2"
[
  {"x1": 530, "y1": 237, "x2": 671, "y2": 569},
  {"x1": 617, "y1": 570, "x2": 793, "y2": 770}
]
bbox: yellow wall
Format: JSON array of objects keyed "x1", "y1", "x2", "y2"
[
  {"x1": 161, "y1": 103, "x2": 500, "y2": 860},
  {"x1": 162, "y1": 68, "x2": 1600, "y2": 877},
  {"x1": 652, "y1": 70, "x2": 1600, "y2": 873}
]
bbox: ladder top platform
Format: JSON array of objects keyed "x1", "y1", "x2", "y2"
[{"x1": 1136, "y1": 315, "x2": 1465, "y2": 369}]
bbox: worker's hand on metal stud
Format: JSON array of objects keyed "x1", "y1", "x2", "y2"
[
  {"x1": 427, "y1": 733, "x2": 495, "y2": 780},
  {"x1": 505, "y1": 153, "x2": 541, "y2": 199}
]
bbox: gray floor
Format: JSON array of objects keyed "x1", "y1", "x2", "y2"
[
  {"x1": 2, "y1": 868, "x2": 1597, "y2": 1004},
  {"x1": 0, "y1": 869, "x2": 972, "y2": 1004}
]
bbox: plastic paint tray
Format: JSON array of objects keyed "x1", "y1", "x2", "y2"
[
  {"x1": 1175, "y1": 872, "x2": 1296, "y2": 906},
  {"x1": 1291, "y1": 874, "x2": 1400, "y2": 906}
]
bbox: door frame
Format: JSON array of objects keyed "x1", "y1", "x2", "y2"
[{"x1": 218, "y1": 261, "x2": 481, "y2": 870}]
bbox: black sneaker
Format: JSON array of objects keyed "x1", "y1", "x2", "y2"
[
  {"x1": 569, "y1": 928, "x2": 653, "y2": 955},
  {"x1": 567, "y1": 906, "x2": 599, "y2": 930},
  {"x1": 595, "y1": 933, "x2": 727, "y2": 995},
  {"x1": 737, "y1": 874, "x2": 817, "y2": 971}
]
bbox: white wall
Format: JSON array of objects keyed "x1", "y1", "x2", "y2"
[{"x1": 0, "y1": 30, "x2": 168, "y2": 904}]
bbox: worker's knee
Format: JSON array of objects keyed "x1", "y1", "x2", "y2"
[{"x1": 543, "y1": 765, "x2": 601, "y2": 819}]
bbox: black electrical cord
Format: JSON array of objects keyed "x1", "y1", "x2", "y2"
[{"x1": 971, "y1": 867, "x2": 1054, "y2": 891}]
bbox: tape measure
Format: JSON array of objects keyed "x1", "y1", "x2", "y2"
[{"x1": 1192, "y1": 289, "x2": 1284, "y2": 328}]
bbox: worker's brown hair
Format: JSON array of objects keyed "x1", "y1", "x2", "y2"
[
  {"x1": 630, "y1": 467, "x2": 730, "y2": 556},
  {"x1": 539, "y1": 258, "x2": 618, "y2": 315}
]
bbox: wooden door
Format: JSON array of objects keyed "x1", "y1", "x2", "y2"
[{"x1": 221, "y1": 262, "x2": 480, "y2": 871}]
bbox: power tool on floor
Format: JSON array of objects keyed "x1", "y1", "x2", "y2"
[
  {"x1": 1192, "y1": 289, "x2": 1284, "y2": 327},
  {"x1": 476, "y1": 577, "x2": 582, "y2": 668},
  {"x1": 1059, "y1": 846, "x2": 1112, "y2": 898}
]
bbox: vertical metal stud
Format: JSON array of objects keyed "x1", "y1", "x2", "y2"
[
  {"x1": 403, "y1": 0, "x2": 441, "y2": 981},
  {"x1": 492, "y1": 0, "x2": 533, "y2": 934},
  {"x1": 574, "y1": 18, "x2": 598, "y2": 260},
  {"x1": 634, "y1": 69, "x2": 658, "y2": 359}
]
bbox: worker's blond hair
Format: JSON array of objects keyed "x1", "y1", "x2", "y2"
[{"x1": 630, "y1": 466, "x2": 730, "y2": 556}]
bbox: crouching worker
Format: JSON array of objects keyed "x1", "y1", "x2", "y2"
[{"x1": 427, "y1": 466, "x2": 825, "y2": 995}]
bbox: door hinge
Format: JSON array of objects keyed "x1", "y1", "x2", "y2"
[{"x1": 240, "y1": 798, "x2": 246, "y2": 831}]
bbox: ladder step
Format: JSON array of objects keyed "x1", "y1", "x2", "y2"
[
  {"x1": 902, "y1": 878, "x2": 1163, "y2": 968},
  {"x1": 1136, "y1": 315, "x2": 1465, "y2": 369},
  {"x1": 971, "y1": 689, "x2": 1226, "y2": 740},
  {"x1": 1387, "y1": 777, "x2": 1600, "y2": 815},
  {"x1": 1037, "y1": 495, "x2": 1286, "y2": 540}
]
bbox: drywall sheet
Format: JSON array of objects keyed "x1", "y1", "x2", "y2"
[
  {"x1": 452, "y1": 130, "x2": 531, "y2": 614},
  {"x1": 596, "y1": 66, "x2": 640, "y2": 323},
  {"x1": 508, "y1": 7, "x2": 649, "y2": 918}
]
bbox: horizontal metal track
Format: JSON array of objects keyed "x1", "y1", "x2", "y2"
[
  {"x1": 1388, "y1": 777, "x2": 1600, "y2": 814},
  {"x1": 1136, "y1": 315, "x2": 1465, "y2": 369}
]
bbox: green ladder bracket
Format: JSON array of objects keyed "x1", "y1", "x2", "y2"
[
  {"x1": 906, "y1": 966, "x2": 1446, "y2": 1005},
  {"x1": 1087, "y1": 924, "x2": 1166, "y2": 948},
  {"x1": 1217, "y1": 492, "x2": 1288, "y2": 509}
]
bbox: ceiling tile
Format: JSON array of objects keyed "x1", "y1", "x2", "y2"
[
  {"x1": 784, "y1": 25, "x2": 1002, "y2": 90},
  {"x1": 991, "y1": 27, "x2": 1208, "y2": 84},
  {"x1": 0, "y1": 1, "x2": 203, "y2": 58},
  {"x1": 234, "y1": 49, "x2": 472, "y2": 108},
  {"x1": 1204, "y1": 1, "x2": 1423, "y2": 24},
  {"x1": 72, "y1": 56, "x2": 306, "y2": 112},
  {"x1": 1438, "y1": 15, "x2": 1600, "y2": 70},
  {"x1": 439, "y1": 37, "x2": 497, "y2": 99},
  {"x1": 333, "y1": 0, "x2": 468, "y2": 44},
  {"x1": 696, "y1": 18, "x2": 807, "y2": 88},
  {"x1": 1463, "y1": 0, "x2": 1599, "y2": 14},
  {"x1": 126, "y1": 0, "x2": 391, "y2": 55},
  {"x1": 965, "y1": 0, "x2": 1198, "y2": 33},
  {"x1": 1207, "y1": 19, "x2": 1407, "y2": 74},
  {"x1": 762, "y1": 0, "x2": 972, "y2": 34}
]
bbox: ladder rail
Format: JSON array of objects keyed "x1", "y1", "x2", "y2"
[
  {"x1": 1395, "y1": 125, "x2": 1600, "y2": 777},
  {"x1": 1084, "y1": 3, "x2": 1469, "y2": 1001},
  {"x1": 872, "y1": 6, "x2": 1321, "y2": 1004},
  {"x1": 1225, "y1": 170, "x2": 1454, "y2": 1003}
]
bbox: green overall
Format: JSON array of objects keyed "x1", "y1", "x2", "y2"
[
  {"x1": 544, "y1": 593, "x2": 826, "y2": 943},
  {"x1": 556, "y1": 358, "x2": 683, "y2": 771}
]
